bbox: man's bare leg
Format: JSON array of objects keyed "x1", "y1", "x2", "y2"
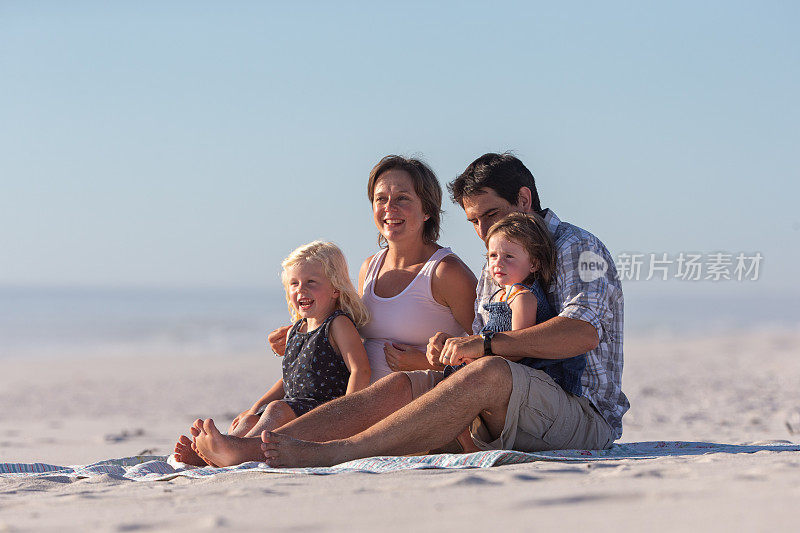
[
  {"x1": 262, "y1": 357, "x2": 513, "y2": 467},
  {"x1": 192, "y1": 372, "x2": 415, "y2": 466}
]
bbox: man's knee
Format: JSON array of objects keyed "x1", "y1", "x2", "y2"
[
  {"x1": 377, "y1": 371, "x2": 412, "y2": 390},
  {"x1": 373, "y1": 372, "x2": 414, "y2": 403},
  {"x1": 466, "y1": 356, "x2": 511, "y2": 382},
  {"x1": 451, "y1": 357, "x2": 512, "y2": 400}
]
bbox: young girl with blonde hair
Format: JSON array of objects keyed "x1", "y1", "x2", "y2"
[{"x1": 174, "y1": 241, "x2": 371, "y2": 466}]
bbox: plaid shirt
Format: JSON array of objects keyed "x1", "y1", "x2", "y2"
[{"x1": 473, "y1": 209, "x2": 629, "y2": 439}]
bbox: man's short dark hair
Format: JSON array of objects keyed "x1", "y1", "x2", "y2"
[{"x1": 448, "y1": 153, "x2": 542, "y2": 212}]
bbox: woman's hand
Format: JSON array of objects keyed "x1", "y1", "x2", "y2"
[
  {"x1": 384, "y1": 342, "x2": 430, "y2": 371},
  {"x1": 267, "y1": 325, "x2": 292, "y2": 356}
]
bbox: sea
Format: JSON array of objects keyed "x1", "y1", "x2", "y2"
[{"x1": 1, "y1": 285, "x2": 798, "y2": 361}]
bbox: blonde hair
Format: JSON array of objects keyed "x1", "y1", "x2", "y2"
[{"x1": 280, "y1": 241, "x2": 370, "y2": 328}]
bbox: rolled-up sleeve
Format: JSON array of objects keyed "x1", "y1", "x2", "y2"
[{"x1": 555, "y1": 240, "x2": 610, "y2": 341}]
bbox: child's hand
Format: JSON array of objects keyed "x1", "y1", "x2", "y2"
[{"x1": 267, "y1": 325, "x2": 292, "y2": 356}]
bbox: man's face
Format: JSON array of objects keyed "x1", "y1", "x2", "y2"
[{"x1": 462, "y1": 188, "x2": 524, "y2": 242}]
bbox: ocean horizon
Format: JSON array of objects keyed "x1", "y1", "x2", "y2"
[{"x1": 1, "y1": 285, "x2": 797, "y2": 361}]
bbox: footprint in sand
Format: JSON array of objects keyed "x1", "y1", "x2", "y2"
[
  {"x1": 104, "y1": 428, "x2": 146, "y2": 443},
  {"x1": 432, "y1": 473, "x2": 502, "y2": 488}
]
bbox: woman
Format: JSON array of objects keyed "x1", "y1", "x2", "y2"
[
  {"x1": 357, "y1": 155, "x2": 475, "y2": 380},
  {"x1": 269, "y1": 155, "x2": 476, "y2": 380}
]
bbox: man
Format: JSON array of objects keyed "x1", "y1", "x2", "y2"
[{"x1": 185, "y1": 153, "x2": 628, "y2": 468}]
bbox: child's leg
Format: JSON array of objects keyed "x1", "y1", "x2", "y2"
[
  {"x1": 229, "y1": 414, "x2": 261, "y2": 437},
  {"x1": 243, "y1": 400, "x2": 297, "y2": 438}
]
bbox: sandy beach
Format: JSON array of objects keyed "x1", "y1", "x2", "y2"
[{"x1": 2, "y1": 326, "x2": 799, "y2": 532}]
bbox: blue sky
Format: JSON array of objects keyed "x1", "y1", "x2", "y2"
[{"x1": 1, "y1": 1, "x2": 798, "y2": 295}]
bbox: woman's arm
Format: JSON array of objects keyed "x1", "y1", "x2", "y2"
[
  {"x1": 357, "y1": 255, "x2": 374, "y2": 297},
  {"x1": 329, "y1": 314, "x2": 371, "y2": 394},
  {"x1": 431, "y1": 255, "x2": 478, "y2": 334},
  {"x1": 267, "y1": 325, "x2": 292, "y2": 356}
]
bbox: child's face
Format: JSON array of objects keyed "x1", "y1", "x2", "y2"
[
  {"x1": 487, "y1": 234, "x2": 537, "y2": 287},
  {"x1": 285, "y1": 261, "x2": 339, "y2": 320}
]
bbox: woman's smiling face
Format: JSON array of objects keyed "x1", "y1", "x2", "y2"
[{"x1": 372, "y1": 169, "x2": 428, "y2": 245}]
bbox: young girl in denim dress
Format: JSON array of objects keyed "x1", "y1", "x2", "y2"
[{"x1": 447, "y1": 212, "x2": 586, "y2": 451}]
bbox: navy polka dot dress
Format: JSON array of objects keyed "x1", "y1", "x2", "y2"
[{"x1": 281, "y1": 310, "x2": 352, "y2": 416}]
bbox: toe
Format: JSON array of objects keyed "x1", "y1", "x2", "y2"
[{"x1": 204, "y1": 418, "x2": 220, "y2": 437}]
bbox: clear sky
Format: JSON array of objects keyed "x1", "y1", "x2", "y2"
[{"x1": 2, "y1": 1, "x2": 798, "y2": 296}]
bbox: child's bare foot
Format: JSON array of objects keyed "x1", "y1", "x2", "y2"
[
  {"x1": 260, "y1": 431, "x2": 346, "y2": 468},
  {"x1": 185, "y1": 419, "x2": 218, "y2": 467},
  {"x1": 173, "y1": 434, "x2": 206, "y2": 466},
  {"x1": 183, "y1": 419, "x2": 219, "y2": 467},
  {"x1": 193, "y1": 418, "x2": 265, "y2": 467}
]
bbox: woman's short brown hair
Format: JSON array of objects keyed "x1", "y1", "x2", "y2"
[
  {"x1": 367, "y1": 155, "x2": 442, "y2": 247},
  {"x1": 485, "y1": 212, "x2": 556, "y2": 288}
]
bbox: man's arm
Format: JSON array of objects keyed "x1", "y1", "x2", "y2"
[
  {"x1": 437, "y1": 316, "x2": 598, "y2": 365},
  {"x1": 490, "y1": 316, "x2": 598, "y2": 360},
  {"x1": 440, "y1": 236, "x2": 613, "y2": 366}
]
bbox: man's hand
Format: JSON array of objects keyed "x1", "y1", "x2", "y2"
[
  {"x1": 441, "y1": 334, "x2": 484, "y2": 366},
  {"x1": 384, "y1": 343, "x2": 428, "y2": 371},
  {"x1": 267, "y1": 325, "x2": 292, "y2": 356},
  {"x1": 426, "y1": 332, "x2": 453, "y2": 368}
]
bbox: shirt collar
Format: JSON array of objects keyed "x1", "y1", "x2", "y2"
[{"x1": 540, "y1": 208, "x2": 560, "y2": 236}]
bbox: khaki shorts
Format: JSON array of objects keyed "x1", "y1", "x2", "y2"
[{"x1": 403, "y1": 360, "x2": 614, "y2": 452}]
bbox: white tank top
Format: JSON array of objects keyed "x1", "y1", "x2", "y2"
[{"x1": 359, "y1": 247, "x2": 467, "y2": 382}]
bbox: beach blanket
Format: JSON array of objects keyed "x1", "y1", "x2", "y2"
[{"x1": 2, "y1": 441, "x2": 798, "y2": 482}]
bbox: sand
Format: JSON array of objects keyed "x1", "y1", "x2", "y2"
[{"x1": 2, "y1": 327, "x2": 799, "y2": 532}]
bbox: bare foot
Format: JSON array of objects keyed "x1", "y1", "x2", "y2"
[
  {"x1": 193, "y1": 418, "x2": 264, "y2": 467},
  {"x1": 186, "y1": 419, "x2": 218, "y2": 467},
  {"x1": 173, "y1": 434, "x2": 206, "y2": 467},
  {"x1": 261, "y1": 431, "x2": 347, "y2": 468}
]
